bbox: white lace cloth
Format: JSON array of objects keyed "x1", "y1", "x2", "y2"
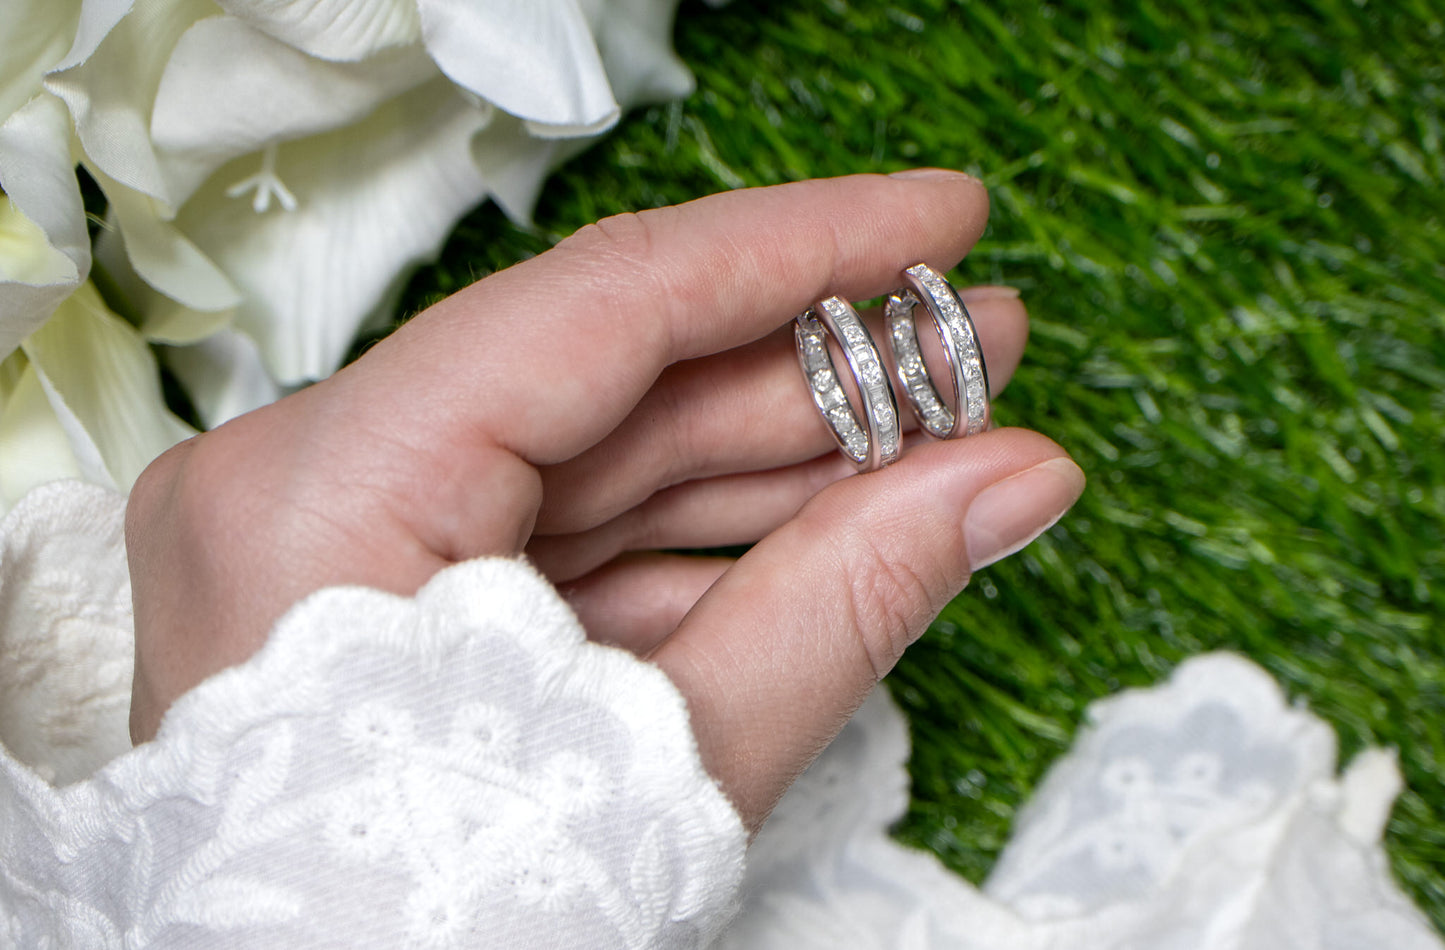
[{"x1": 0, "y1": 481, "x2": 1439, "y2": 949}]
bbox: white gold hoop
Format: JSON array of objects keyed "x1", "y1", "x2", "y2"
[
  {"x1": 885, "y1": 263, "x2": 990, "y2": 439},
  {"x1": 795, "y1": 296, "x2": 901, "y2": 472}
]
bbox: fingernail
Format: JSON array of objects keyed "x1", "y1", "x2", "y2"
[
  {"x1": 959, "y1": 285, "x2": 1022, "y2": 304},
  {"x1": 889, "y1": 167, "x2": 982, "y2": 184},
  {"x1": 964, "y1": 458, "x2": 1085, "y2": 572}
]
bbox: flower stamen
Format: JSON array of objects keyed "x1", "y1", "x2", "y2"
[{"x1": 225, "y1": 144, "x2": 298, "y2": 214}]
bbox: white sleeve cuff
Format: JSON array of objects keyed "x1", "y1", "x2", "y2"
[{"x1": 0, "y1": 480, "x2": 746, "y2": 948}]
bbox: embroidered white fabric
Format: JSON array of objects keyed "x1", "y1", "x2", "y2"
[
  {"x1": 0, "y1": 480, "x2": 1439, "y2": 949},
  {"x1": 730, "y1": 661, "x2": 1443, "y2": 950},
  {"x1": 0, "y1": 482, "x2": 744, "y2": 948}
]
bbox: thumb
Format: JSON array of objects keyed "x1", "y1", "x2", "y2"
[{"x1": 650, "y1": 429, "x2": 1084, "y2": 830}]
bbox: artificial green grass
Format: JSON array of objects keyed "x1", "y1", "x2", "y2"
[{"x1": 391, "y1": 0, "x2": 1445, "y2": 927}]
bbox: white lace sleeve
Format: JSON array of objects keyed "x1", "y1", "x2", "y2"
[{"x1": 0, "y1": 481, "x2": 746, "y2": 948}]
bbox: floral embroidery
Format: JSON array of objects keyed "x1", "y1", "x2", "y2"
[{"x1": 0, "y1": 487, "x2": 745, "y2": 947}]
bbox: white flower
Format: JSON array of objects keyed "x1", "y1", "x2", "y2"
[
  {"x1": 45, "y1": 0, "x2": 696, "y2": 427},
  {"x1": 0, "y1": 277, "x2": 195, "y2": 508},
  {"x1": 0, "y1": 278, "x2": 194, "y2": 512},
  {"x1": 0, "y1": 4, "x2": 193, "y2": 511},
  {"x1": 1, "y1": 3, "x2": 90, "y2": 362},
  {"x1": 0, "y1": 0, "x2": 82, "y2": 129}
]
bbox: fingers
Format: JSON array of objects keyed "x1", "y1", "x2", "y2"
[
  {"x1": 557, "y1": 553, "x2": 733, "y2": 654},
  {"x1": 648, "y1": 429, "x2": 1086, "y2": 831},
  {"x1": 362, "y1": 171, "x2": 990, "y2": 466},
  {"x1": 528, "y1": 450, "x2": 854, "y2": 582},
  {"x1": 535, "y1": 287, "x2": 1029, "y2": 534}
]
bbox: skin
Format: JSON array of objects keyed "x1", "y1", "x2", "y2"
[{"x1": 125, "y1": 171, "x2": 1085, "y2": 832}]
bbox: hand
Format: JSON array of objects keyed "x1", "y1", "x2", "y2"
[{"x1": 125, "y1": 171, "x2": 1084, "y2": 831}]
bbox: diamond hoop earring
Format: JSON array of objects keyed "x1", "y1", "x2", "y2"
[
  {"x1": 885, "y1": 263, "x2": 990, "y2": 439},
  {"x1": 795, "y1": 296, "x2": 901, "y2": 472}
]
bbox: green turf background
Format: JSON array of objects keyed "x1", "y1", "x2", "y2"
[{"x1": 388, "y1": 0, "x2": 1445, "y2": 927}]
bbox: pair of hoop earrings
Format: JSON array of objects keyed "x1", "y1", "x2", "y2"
[{"x1": 795, "y1": 263, "x2": 990, "y2": 472}]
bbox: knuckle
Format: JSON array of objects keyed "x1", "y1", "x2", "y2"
[
  {"x1": 651, "y1": 375, "x2": 704, "y2": 486},
  {"x1": 622, "y1": 501, "x2": 661, "y2": 557},
  {"x1": 589, "y1": 210, "x2": 657, "y2": 257},
  {"x1": 557, "y1": 210, "x2": 663, "y2": 268},
  {"x1": 843, "y1": 536, "x2": 942, "y2": 682},
  {"x1": 552, "y1": 208, "x2": 678, "y2": 353},
  {"x1": 127, "y1": 422, "x2": 277, "y2": 563},
  {"x1": 124, "y1": 438, "x2": 195, "y2": 555},
  {"x1": 170, "y1": 434, "x2": 252, "y2": 529}
]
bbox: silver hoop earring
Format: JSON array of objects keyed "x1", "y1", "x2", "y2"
[
  {"x1": 884, "y1": 263, "x2": 990, "y2": 439},
  {"x1": 795, "y1": 296, "x2": 901, "y2": 472}
]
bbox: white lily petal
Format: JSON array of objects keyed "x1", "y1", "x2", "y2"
[
  {"x1": 466, "y1": 111, "x2": 564, "y2": 226},
  {"x1": 92, "y1": 222, "x2": 235, "y2": 346},
  {"x1": 584, "y1": 0, "x2": 695, "y2": 107},
  {"x1": 173, "y1": 78, "x2": 490, "y2": 385},
  {"x1": 417, "y1": 0, "x2": 619, "y2": 136},
  {"x1": 90, "y1": 165, "x2": 243, "y2": 322},
  {"x1": 45, "y1": 0, "x2": 215, "y2": 203},
  {"x1": 0, "y1": 94, "x2": 90, "y2": 360},
  {"x1": 49, "y1": 0, "x2": 133, "y2": 73},
  {"x1": 0, "y1": 0, "x2": 81, "y2": 125},
  {"x1": 0, "y1": 351, "x2": 85, "y2": 512},
  {"x1": 126, "y1": 294, "x2": 232, "y2": 346},
  {"x1": 150, "y1": 16, "x2": 437, "y2": 205},
  {"x1": 0, "y1": 197, "x2": 71, "y2": 288},
  {"x1": 91, "y1": 214, "x2": 229, "y2": 351},
  {"x1": 213, "y1": 0, "x2": 421, "y2": 62},
  {"x1": 163, "y1": 329, "x2": 282, "y2": 428},
  {"x1": 20, "y1": 282, "x2": 193, "y2": 493}
]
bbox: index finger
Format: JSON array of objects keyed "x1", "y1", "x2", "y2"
[{"x1": 364, "y1": 170, "x2": 990, "y2": 464}]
